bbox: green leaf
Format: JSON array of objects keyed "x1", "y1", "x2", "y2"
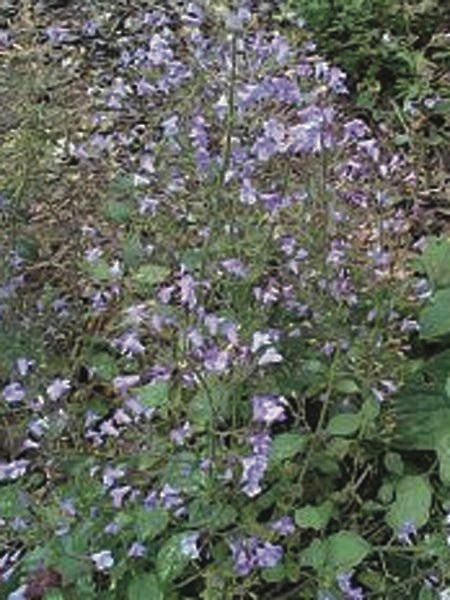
[
  {"x1": 43, "y1": 592, "x2": 65, "y2": 600},
  {"x1": 133, "y1": 264, "x2": 170, "y2": 292},
  {"x1": 335, "y1": 379, "x2": 360, "y2": 394},
  {"x1": 186, "y1": 380, "x2": 231, "y2": 429},
  {"x1": 327, "y1": 531, "x2": 371, "y2": 571},
  {"x1": 418, "y1": 586, "x2": 436, "y2": 600},
  {"x1": 300, "y1": 539, "x2": 326, "y2": 571},
  {"x1": 90, "y1": 352, "x2": 118, "y2": 380},
  {"x1": 419, "y1": 236, "x2": 450, "y2": 290},
  {"x1": 445, "y1": 376, "x2": 450, "y2": 398},
  {"x1": 188, "y1": 500, "x2": 237, "y2": 530},
  {"x1": 127, "y1": 573, "x2": 164, "y2": 600},
  {"x1": 419, "y1": 288, "x2": 450, "y2": 341},
  {"x1": 261, "y1": 563, "x2": 286, "y2": 582},
  {"x1": 394, "y1": 390, "x2": 450, "y2": 449},
  {"x1": 104, "y1": 199, "x2": 132, "y2": 223},
  {"x1": 87, "y1": 259, "x2": 114, "y2": 282},
  {"x1": 269, "y1": 433, "x2": 307, "y2": 467},
  {"x1": 327, "y1": 413, "x2": 360, "y2": 436},
  {"x1": 0, "y1": 484, "x2": 22, "y2": 518},
  {"x1": 135, "y1": 507, "x2": 169, "y2": 541},
  {"x1": 156, "y1": 533, "x2": 195, "y2": 583},
  {"x1": 384, "y1": 452, "x2": 404, "y2": 476},
  {"x1": 135, "y1": 381, "x2": 169, "y2": 410},
  {"x1": 386, "y1": 475, "x2": 432, "y2": 532},
  {"x1": 436, "y1": 433, "x2": 450, "y2": 484},
  {"x1": 123, "y1": 234, "x2": 145, "y2": 269},
  {"x1": 165, "y1": 452, "x2": 206, "y2": 494},
  {"x1": 295, "y1": 500, "x2": 333, "y2": 531}
]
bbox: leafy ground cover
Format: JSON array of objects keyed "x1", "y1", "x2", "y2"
[{"x1": 0, "y1": 1, "x2": 449, "y2": 599}]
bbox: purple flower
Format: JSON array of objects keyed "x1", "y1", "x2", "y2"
[
  {"x1": 102, "y1": 465, "x2": 126, "y2": 488},
  {"x1": 0, "y1": 460, "x2": 29, "y2": 482},
  {"x1": 113, "y1": 408, "x2": 132, "y2": 426},
  {"x1": 99, "y1": 419, "x2": 120, "y2": 438},
  {"x1": 60, "y1": 498, "x2": 77, "y2": 518},
  {"x1": 247, "y1": 431, "x2": 272, "y2": 456},
  {"x1": 104, "y1": 522, "x2": 121, "y2": 535},
  {"x1": 336, "y1": 573, "x2": 364, "y2": 599},
  {"x1": 91, "y1": 550, "x2": 114, "y2": 571},
  {"x1": 251, "y1": 331, "x2": 277, "y2": 353},
  {"x1": 179, "y1": 273, "x2": 197, "y2": 308},
  {"x1": 113, "y1": 330, "x2": 145, "y2": 356},
  {"x1": 251, "y1": 395, "x2": 288, "y2": 426},
  {"x1": 221, "y1": 259, "x2": 248, "y2": 278},
  {"x1": 111, "y1": 485, "x2": 131, "y2": 508},
  {"x1": 229, "y1": 537, "x2": 283, "y2": 576},
  {"x1": 241, "y1": 454, "x2": 268, "y2": 497},
  {"x1": 160, "y1": 484, "x2": 183, "y2": 510},
  {"x1": 45, "y1": 26, "x2": 76, "y2": 45},
  {"x1": 270, "y1": 516, "x2": 295, "y2": 536},
  {"x1": 252, "y1": 135, "x2": 277, "y2": 162},
  {"x1": 180, "y1": 533, "x2": 200, "y2": 559},
  {"x1": 46, "y1": 378, "x2": 71, "y2": 402},
  {"x1": 258, "y1": 346, "x2": 283, "y2": 366},
  {"x1": 240, "y1": 179, "x2": 258, "y2": 205},
  {"x1": 170, "y1": 422, "x2": 192, "y2": 446},
  {"x1": 7, "y1": 585, "x2": 28, "y2": 600},
  {"x1": 0, "y1": 30, "x2": 12, "y2": 48},
  {"x1": 128, "y1": 542, "x2": 146, "y2": 558},
  {"x1": 82, "y1": 20, "x2": 98, "y2": 37},
  {"x1": 397, "y1": 519, "x2": 417, "y2": 545},
  {"x1": 16, "y1": 357, "x2": 33, "y2": 377},
  {"x1": 254, "y1": 542, "x2": 283, "y2": 568},
  {"x1": 203, "y1": 347, "x2": 229, "y2": 374},
  {"x1": 143, "y1": 490, "x2": 159, "y2": 510},
  {"x1": 181, "y1": 3, "x2": 204, "y2": 27},
  {"x1": 2, "y1": 382, "x2": 25, "y2": 404},
  {"x1": 113, "y1": 375, "x2": 140, "y2": 395}
]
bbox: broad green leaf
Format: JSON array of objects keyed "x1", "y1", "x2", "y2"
[
  {"x1": 187, "y1": 390, "x2": 212, "y2": 429},
  {"x1": 0, "y1": 484, "x2": 22, "y2": 518},
  {"x1": 269, "y1": 433, "x2": 307, "y2": 467},
  {"x1": 359, "y1": 396, "x2": 380, "y2": 425},
  {"x1": 386, "y1": 475, "x2": 432, "y2": 532},
  {"x1": 87, "y1": 259, "x2": 114, "y2": 282},
  {"x1": 187, "y1": 380, "x2": 231, "y2": 429},
  {"x1": 327, "y1": 413, "x2": 360, "y2": 436},
  {"x1": 90, "y1": 352, "x2": 118, "y2": 380},
  {"x1": 135, "y1": 381, "x2": 169, "y2": 410},
  {"x1": 104, "y1": 199, "x2": 132, "y2": 223},
  {"x1": 327, "y1": 531, "x2": 371, "y2": 571},
  {"x1": 418, "y1": 586, "x2": 436, "y2": 600},
  {"x1": 383, "y1": 452, "x2": 404, "y2": 476},
  {"x1": 335, "y1": 379, "x2": 360, "y2": 394},
  {"x1": 419, "y1": 288, "x2": 450, "y2": 341},
  {"x1": 165, "y1": 452, "x2": 206, "y2": 494},
  {"x1": 445, "y1": 376, "x2": 450, "y2": 398},
  {"x1": 127, "y1": 573, "x2": 164, "y2": 600},
  {"x1": 295, "y1": 500, "x2": 333, "y2": 531},
  {"x1": 188, "y1": 500, "x2": 237, "y2": 530},
  {"x1": 133, "y1": 264, "x2": 170, "y2": 291},
  {"x1": 43, "y1": 592, "x2": 65, "y2": 600},
  {"x1": 123, "y1": 234, "x2": 145, "y2": 268},
  {"x1": 377, "y1": 482, "x2": 394, "y2": 504},
  {"x1": 300, "y1": 539, "x2": 326, "y2": 571},
  {"x1": 156, "y1": 533, "x2": 196, "y2": 583},
  {"x1": 393, "y1": 390, "x2": 450, "y2": 449},
  {"x1": 436, "y1": 433, "x2": 450, "y2": 484},
  {"x1": 418, "y1": 236, "x2": 450, "y2": 290},
  {"x1": 134, "y1": 508, "x2": 169, "y2": 541},
  {"x1": 261, "y1": 563, "x2": 286, "y2": 582}
]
